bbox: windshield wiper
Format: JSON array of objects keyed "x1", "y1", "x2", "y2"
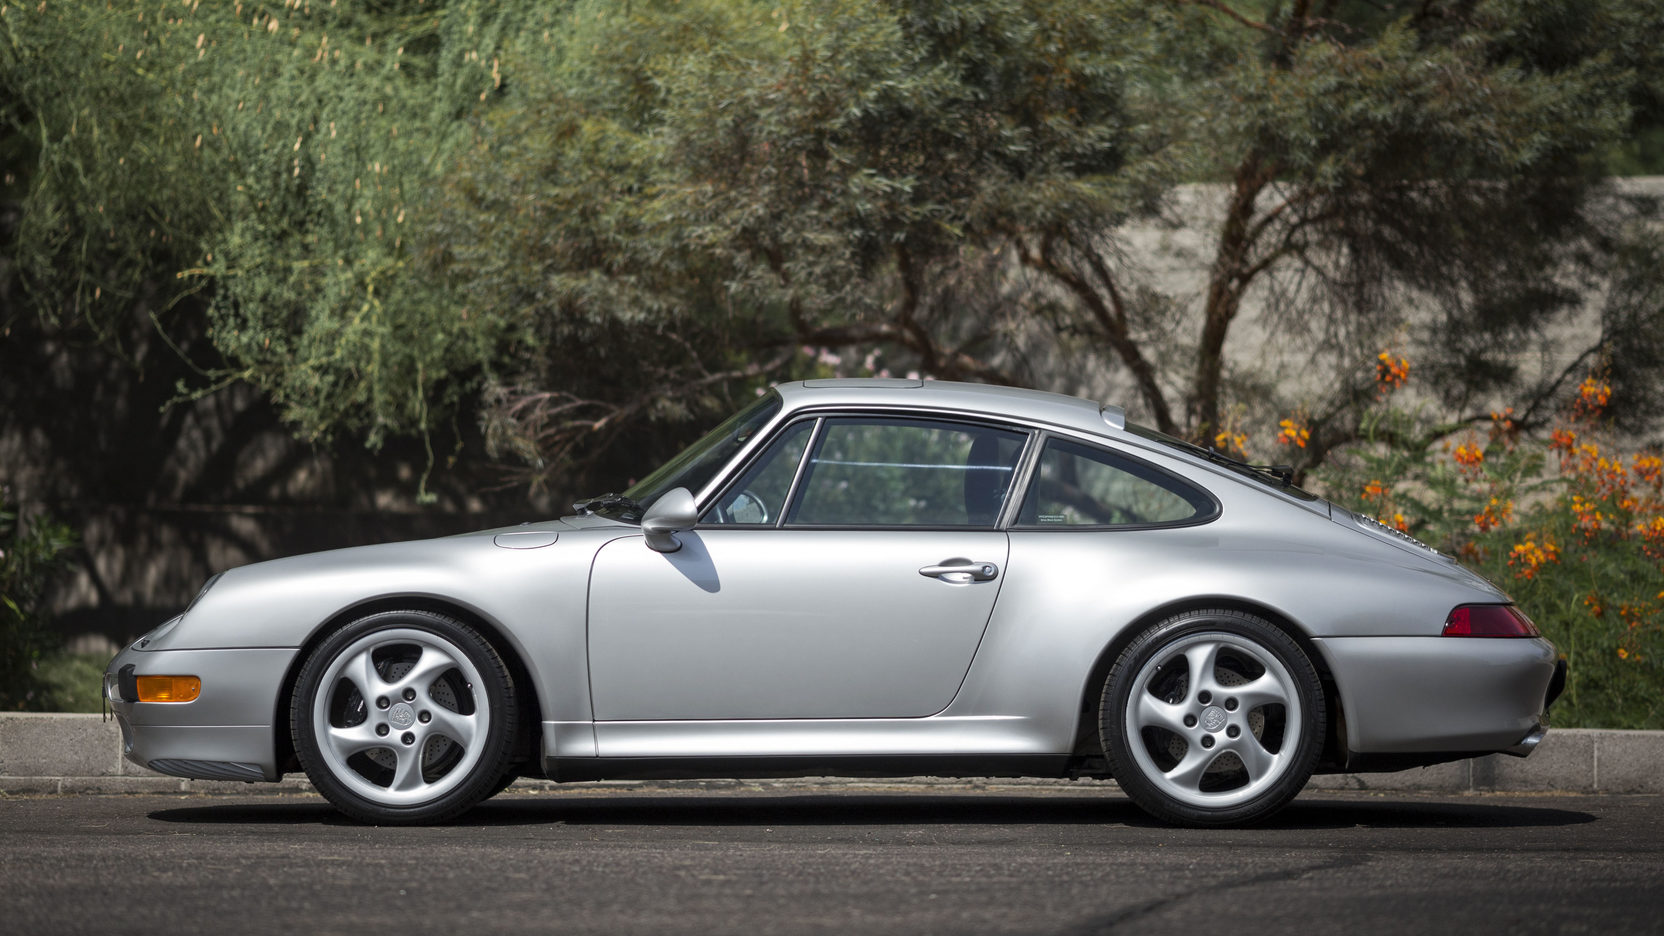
[
  {"x1": 1168, "y1": 439, "x2": 1294, "y2": 486},
  {"x1": 572, "y1": 492, "x2": 644, "y2": 516}
]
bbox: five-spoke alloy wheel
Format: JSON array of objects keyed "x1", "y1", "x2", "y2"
[
  {"x1": 1101, "y1": 609, "x2": 1324, "y2": 826},
  {"x1": 292, "y1": 610, "x2": 518, "y2": 824}
]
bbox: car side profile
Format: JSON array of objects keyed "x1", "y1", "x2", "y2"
[{"x1": 105, "y1": 378, "x2": 1565, "y2": 826}]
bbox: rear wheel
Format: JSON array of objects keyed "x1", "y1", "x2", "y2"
[
  {"x1": 1101, "y1": 609, "x2": 1324, "y2": 826},
  {"x1": 292, "y1": 610, "x2": 518, "y2": 824}
]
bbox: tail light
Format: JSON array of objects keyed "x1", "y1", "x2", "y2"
[{"x1": 1443, "y1": 604, "x2": 1540, "y2": 638}]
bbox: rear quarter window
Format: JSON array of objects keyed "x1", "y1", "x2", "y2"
[{"x1": 1016, "y1": 437, "x2": 1217, "y2": 528}]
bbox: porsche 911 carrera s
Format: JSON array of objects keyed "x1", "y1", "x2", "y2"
[{"x1": 105, "y1": 378, "x2": 1565, "y2": 826}]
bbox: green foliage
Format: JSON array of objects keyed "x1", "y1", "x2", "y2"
[
  {"x1": 5, "y1": 0, "x2": 1664, "y2": 497},
  {"x1": 2, "y1": 1, "x2": 534, "y2": 489},
  {"x1": 30, "y1": 652, "x2": 109, "y2": 714},
  {"x1": 0, "y1": 490, "x2": 75, "y2": 711}
]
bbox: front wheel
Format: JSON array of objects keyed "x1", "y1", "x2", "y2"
[
  {"x1": 1101, "y1": 609, "x2": 1324, "y2": 827},
  {"x1": 292, "y1": 610, "x2": 518, "y2": 824}
]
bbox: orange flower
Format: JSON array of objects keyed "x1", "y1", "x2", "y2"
[
  {"x1": 1389, "y1": 512, "x2": 1409, "y2": 533},
  {"x1": 1618, "y1": 647, "x2": 1630, "y2": 660},
  {"x1": 1276, "y1": 417, "x2": 1310, "y2": 449},
  {"x1": 1636, "y1": 515, "x2": 1664, "y2": 560},
  {"x1": 1375, "y1": 352, "x2": 1410, "y2": 395},
  {"x1": 1575, "y1": 377, "x2": 1611, "y2": 418},
  {"x1": 1453, "y1": 439, "x2": 1485, "y2": 476},
  {"x1": 1362, "y1": 479, "x2": 1389, "y2": 502},
  {"x1": 1633, "y1": 454, "x2": 1662, "y2": 487},
  {"x1": 1570, "y1": 495, "x2": 1605, "y2": 541},
  {"x1": 1506, "y1": 534, "x2": 1560, "y2": 580},
  {"x1": 1472, "y1": 498, "x2": 1513, "y2": 532},
  {"x1": 1584, "y1": 593, "x2": 1604, "y2": 618}
]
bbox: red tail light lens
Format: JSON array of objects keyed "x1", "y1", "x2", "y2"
[{"x1": 1443, "y1": 604, "x2": 1540, "y2": 637}]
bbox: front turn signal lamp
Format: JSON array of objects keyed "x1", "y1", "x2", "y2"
[
  {"x1": 1442, "y1": 604, "x2": 1540, "y2": 638},
  {"x1": 135, "y1": 675, "x2": 201, "y2": 703}
]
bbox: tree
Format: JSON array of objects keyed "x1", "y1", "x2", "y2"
[
  {"x1": 6, "y1": 1, "x2": 1662, "y2": 497},
  {"x1": 429, "y1": 0, "x2": 1186, "y2": 487},
  {"x1": 2, "y1": 0, "x2": 535, "y2": 497},
  {"x1": 439, "y1": 0, "x2": 1664, "y2": 485}
]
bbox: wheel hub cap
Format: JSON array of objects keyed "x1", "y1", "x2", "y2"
[
  {"x1": 1201, "y1": 705, "x2": 1227, "y2": 732},
  {"x1": 388, "y1": 702, "x2": 416, "y2": 731}
]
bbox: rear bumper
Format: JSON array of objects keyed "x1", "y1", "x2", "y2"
[{"x1": 1313, "y1": 635, "x2": 1561, "y2": 759}]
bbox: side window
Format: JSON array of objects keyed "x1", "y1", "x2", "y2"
[
  {"x1": 1018, "y1": 438, "x2": 1215, "y2": 527},
  {"x1": 788, "y1": 418, "x2": 1026, "y2": 527},
  {"x1": 706, "y1": 420, "x2": 815, "y2": 525}
]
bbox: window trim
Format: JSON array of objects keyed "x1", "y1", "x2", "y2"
[
  {"x1": 1008, "y1": 432, "x2": 1222, "y2": 532},
  {"x1": 699, "y1": 416, "x2": 823, "y2": 528},
  {"x1": 785, "y1": 414, "x2": 1031, "y2": 530}
]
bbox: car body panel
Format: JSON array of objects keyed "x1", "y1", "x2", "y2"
[
  {"x1": 1313, "y1": 635, "x2": 1559, "y2": 753},
  {"x1": 590, "y1": 715, "x2": 1048, "y2": 759},
  {"x1": 588, "y1": 530, "x2": 1009, "y2": 720}
]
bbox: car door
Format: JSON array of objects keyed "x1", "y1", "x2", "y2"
[{"x1": 586, "y1": 414, "x2": 1029, "y2": 721}]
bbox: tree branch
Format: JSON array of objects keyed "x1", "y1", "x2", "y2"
[
  {"x1": 1173, "y1": 0, "x2": 1275, "y2": 34},
  {"x1": 1013, "y1": 233, "x2": 1179, "y2": 433}
]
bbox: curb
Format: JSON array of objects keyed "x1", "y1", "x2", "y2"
[{"x1": 2, "y1": 714, "x2": 1659, "y2": 796}]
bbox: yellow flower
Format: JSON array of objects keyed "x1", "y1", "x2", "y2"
[
  {"x1": 1276, "y1": 417, "x2": 1310, "y2": 449},
  {"x1": 1213, "y1": 429, "x2": 1249, "y2": 459}
]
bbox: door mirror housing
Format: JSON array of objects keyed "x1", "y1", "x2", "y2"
[{"x1": 641, "y1": 487, "x2": 698, "y2": 553}]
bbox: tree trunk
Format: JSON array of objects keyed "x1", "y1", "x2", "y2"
[{"x1": 1191, "y1": 156, "x2": 1271, "y2": 444}]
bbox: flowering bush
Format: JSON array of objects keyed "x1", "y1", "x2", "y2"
[{"x1": 1308, "y1": 360, "x2": 1662, "y2": 728}]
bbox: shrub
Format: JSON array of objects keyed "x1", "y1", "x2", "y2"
[
  {"x1": 0, "y1": 489, "x2": 75, "y2": 710},
  {"x1": 1309, "y1": 370, "x2": 1663, "y2": 729}
]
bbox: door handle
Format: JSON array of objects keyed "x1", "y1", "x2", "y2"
[{"x1": 918, "y1": 559, "x2": 1000, "y2": 583}]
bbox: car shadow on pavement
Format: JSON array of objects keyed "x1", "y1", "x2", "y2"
[{"x1": 146, "y1": 791, "x2": 1597, "y2": 830}]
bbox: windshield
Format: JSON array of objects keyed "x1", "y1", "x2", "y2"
[
  {"x1": 605, "y1": 391, "x2": 784, "y2": 521},
  {"x1": 1123, "y1": 422, "x2": 1320, "y2": 501}
]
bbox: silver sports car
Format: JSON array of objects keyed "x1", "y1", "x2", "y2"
[{"x1": 105, "y1": 379, "x2": 1566, "y2": 826}]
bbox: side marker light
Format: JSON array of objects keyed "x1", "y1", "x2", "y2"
[{"x1": 135, "y1": 675, "x2": 202, "y2": 703}]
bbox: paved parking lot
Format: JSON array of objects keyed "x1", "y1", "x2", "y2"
[{"x1": 2, "y1": 787, "x2": 1660, "y2": 935}]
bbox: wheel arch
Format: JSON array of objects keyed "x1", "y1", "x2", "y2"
[
  {"x1": 1071, "y1": 596, "x2": 1345, "y2": 771},
  {"x1": 272, "y1": 595, "x2": 546, "y2": 777}
]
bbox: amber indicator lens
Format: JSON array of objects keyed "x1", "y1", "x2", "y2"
[{"x1": 135, "y1": 675, "x2": 202, "y2": 702}]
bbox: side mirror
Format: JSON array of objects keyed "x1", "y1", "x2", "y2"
[{"x1": 641, "y1": 488, "x2": 698, "y2": 553}]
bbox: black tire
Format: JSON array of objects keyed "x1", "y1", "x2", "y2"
[
  {"x1": 486, "y1": 771, "x2": 520, "y2": 799},
  {"x1": 1100, "y1": 608, "x2": 1324, "y2": 827},
  {"x1": 291, "y1": 609, "x2": 518, "y2": 824}
]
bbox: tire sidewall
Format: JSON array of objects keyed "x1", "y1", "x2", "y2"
[
  {"x1": 292, "y1": 609, "x2": 516, "y2": 824},
  {"x1": 1101, "y1": 610, "x2": 1324, "y2": 827}
]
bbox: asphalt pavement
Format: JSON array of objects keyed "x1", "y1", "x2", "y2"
[{"x1": 2, "y1": 786, "x2": 1660, "y2": 935}]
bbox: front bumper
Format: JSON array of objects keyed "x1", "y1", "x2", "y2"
[{"x1": 104, "y1": 643, "x2": 298, "y2": 782}]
